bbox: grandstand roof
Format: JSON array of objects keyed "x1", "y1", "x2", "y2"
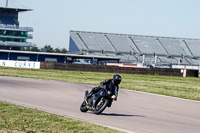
[
  {"x1": 0, "y1": 7, "x2": 32, "y2": 12},
  {"x1": 0, "y1": 49, "x2": 121, "y2": 60},
  {"x1": 70, "y1": 30, "x2": 200, "y2": 41}
]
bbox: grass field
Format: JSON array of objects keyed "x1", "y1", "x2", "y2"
[
  {"x1": 0, "y1": 66, "x2": 200, "y2": 133},
  {"x1": 0, "y1": 101, "x2": 121, "y2": 133}
]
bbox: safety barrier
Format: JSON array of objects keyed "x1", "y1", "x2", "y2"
[{"x1": 40, "y1": 62, "x2": 198, "y2": 77}]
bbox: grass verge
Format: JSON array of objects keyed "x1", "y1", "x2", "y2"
[{"x1": 0, "y1": 101, "x2": 121, "y2": 133}]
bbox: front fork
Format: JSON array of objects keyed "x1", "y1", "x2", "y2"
[{"x1": 107, "y1": 99, "x2": 113, "y2": 107}]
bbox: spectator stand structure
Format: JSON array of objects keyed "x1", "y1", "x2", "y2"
[
  {"x1": 69, "y1": 30, "x2": 200, "y2": 68},
  {"x1": 0, "y1": 7, "x2": 33, "y2": 50}
]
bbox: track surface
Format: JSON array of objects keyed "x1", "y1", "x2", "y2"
[{"x1": 0, "y1": 76, "x2": 200, "y2": 133}]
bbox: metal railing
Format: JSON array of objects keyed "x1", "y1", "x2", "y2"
[
  {"x1": 0, "y1": 41, "x2": 33, "y2": 47},
  {"x1": 0, "y1": 24, "x2": 33, "y2": 32},
  {"x1": 27, "y1": 34, "x2": 33, "y2": 39}
]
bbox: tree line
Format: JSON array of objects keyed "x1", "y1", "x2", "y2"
[{"x1": 21, "y1": 45, "x2": 68, "y2": 54}]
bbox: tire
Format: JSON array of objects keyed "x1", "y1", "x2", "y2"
[
  {"x1": 80, "y1": 101, "x2": 89, "y2": 112},
  {"x1": 94, "y1": 98, "x2": 109, "y2": 114}
]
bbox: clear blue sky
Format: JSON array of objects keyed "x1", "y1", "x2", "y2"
[{"x1": 1, "y1": 0, "x2": 200, "y2": 50}]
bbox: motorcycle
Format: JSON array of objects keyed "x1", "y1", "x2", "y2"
[{"x1": 80, "y1": 87, "x2": 116, "y2": 114}]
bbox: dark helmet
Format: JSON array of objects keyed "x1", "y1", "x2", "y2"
[{"x1": 113, "y1": 74, "x2": 122, "y2": 85}]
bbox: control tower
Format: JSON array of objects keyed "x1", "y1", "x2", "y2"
[{"x1": 0, "y1": 6, "x2": 33, "y2": 50}]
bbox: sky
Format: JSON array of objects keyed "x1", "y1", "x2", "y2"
[{"x1": 1, "y1": 0, "x2": 200, "y2": 50}]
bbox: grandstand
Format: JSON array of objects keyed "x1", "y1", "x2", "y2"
[
  {"x1": 0, "y1": 7, "x2": 33, "y2": 50},
  {"x1": 69, "y1": 30, "x2": 200, "y2": 66}
]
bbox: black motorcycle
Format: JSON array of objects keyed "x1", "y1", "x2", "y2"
[{"x1": 80, "y1": 88, "x2": 116, "y2": 114}]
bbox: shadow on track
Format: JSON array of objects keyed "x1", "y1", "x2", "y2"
[{"x1": 100, "y1": 113, "x2": 145, "y2": 117}]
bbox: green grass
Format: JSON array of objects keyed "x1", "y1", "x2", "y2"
[
  {"x1": 0, "y1": 67, "x2": 200, "y2": 101},
  {"x1": 0, "y1": 101, "x2": 121, "y2": 133}
]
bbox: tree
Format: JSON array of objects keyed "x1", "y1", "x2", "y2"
[
  {"x1": 53, "y1": 48, "x2": 68, "y2": 53},
  {"x1": 61, "y1": 48, "x2": 68, "y2": 53},
  {"x1": 54, "y1": 48, "x2": 61, "y2": 53},
  {"x1": 44, "y1": 45, "x2": 53, "y2": 52},
  {"x1": 30, "y1": 47, "x2": 40, "y2": 52}
]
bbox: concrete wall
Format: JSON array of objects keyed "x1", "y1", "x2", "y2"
[{"x1": 40, "y1": 62, "x2": 199, "y2": 77}]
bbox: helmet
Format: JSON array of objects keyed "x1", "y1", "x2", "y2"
[{"x1": 113, "y1": 74, "x2": 122, "y2": 85}]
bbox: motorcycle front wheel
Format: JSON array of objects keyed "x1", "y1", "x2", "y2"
[
  {"x1": 80, "y1": 101, "x2": 89, "y2": 112},
  {"x1": 94, "y1": 97, "x2": 109, "y2": 114}
]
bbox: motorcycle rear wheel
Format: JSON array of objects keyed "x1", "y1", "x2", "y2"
[
  {"x1": 80, "y1": 101, "x2": 89, "y2": 112},
  {"x1": 94, "y1": 98, "x2": 109, "y2": 114}
]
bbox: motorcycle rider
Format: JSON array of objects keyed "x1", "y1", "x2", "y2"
[{"x1": 86, "y1": 74, "x2": 122, "y2": 101}]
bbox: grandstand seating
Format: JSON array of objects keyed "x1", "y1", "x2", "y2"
[
  {"x1": 158, "y1": 56, "x2": 180, "y2": 64},
  {"x1": 119, "y1": 36, "x2": 140, "y2": 54},
  {"x1": 184, "y1": 40, "x2": 200, "y2": 57},
  {"x1": 131, "y1": 37, "x2": 154, "y2": 54},
  {"x1": 106, "y1": 35, "x2": 130, "y2": 53},
  {"x1": 78, "y1": 33, "x2": 102, "y2": 51},
  {"x1": 191, "y1": 59, "x2": 200, "y2": 65},
  {"x1": 70, "y1": 32, "x2": 88, "y2": 51},
  {"x1": 92, "y1": 34, "x2": 116, "y2": 52},
  {"x1": 69, "y1": 31, "x2": 200, "y2": 66},
  {"x1": 117, "y1": 54, "x2": 137, "y2": 62},
  {"x1": 170, "y1": 39, "x2": 187, "y2": 56},
  {"x1": 144, "y1": 37, "x2": 167, "y2": 55},
  {"x1": 142, "y1": 55, "x2": 156, "y2": 65},
  {"x1": 187, "y1": 58, "x2": 200, "y2": 65},
  {"x1": 158, "y1": 38, "x2": 180, "y2": 56},
  {"x1": 177, "y1": 39, "x2": 192, "y2": 56}
]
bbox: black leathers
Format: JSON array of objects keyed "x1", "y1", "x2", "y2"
[{"x1": 87, "y1": 79, "x2": 119, "y2": 98}]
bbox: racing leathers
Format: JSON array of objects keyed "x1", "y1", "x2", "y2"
[{"x1": 87, "y1": 79, "x2": 119, "y2": 101}]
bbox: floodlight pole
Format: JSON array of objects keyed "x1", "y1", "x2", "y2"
[{"x1": 6, "y1": 0, "x2": 8, "y2": 8}]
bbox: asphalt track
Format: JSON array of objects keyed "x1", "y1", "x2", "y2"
[{"x1": 0, "y1": 76, "x2": 200, "y2": 133}]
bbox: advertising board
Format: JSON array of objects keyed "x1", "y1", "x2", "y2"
[{"x1": 0, "y1": 60, "x2": 40, "y2": 69}]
